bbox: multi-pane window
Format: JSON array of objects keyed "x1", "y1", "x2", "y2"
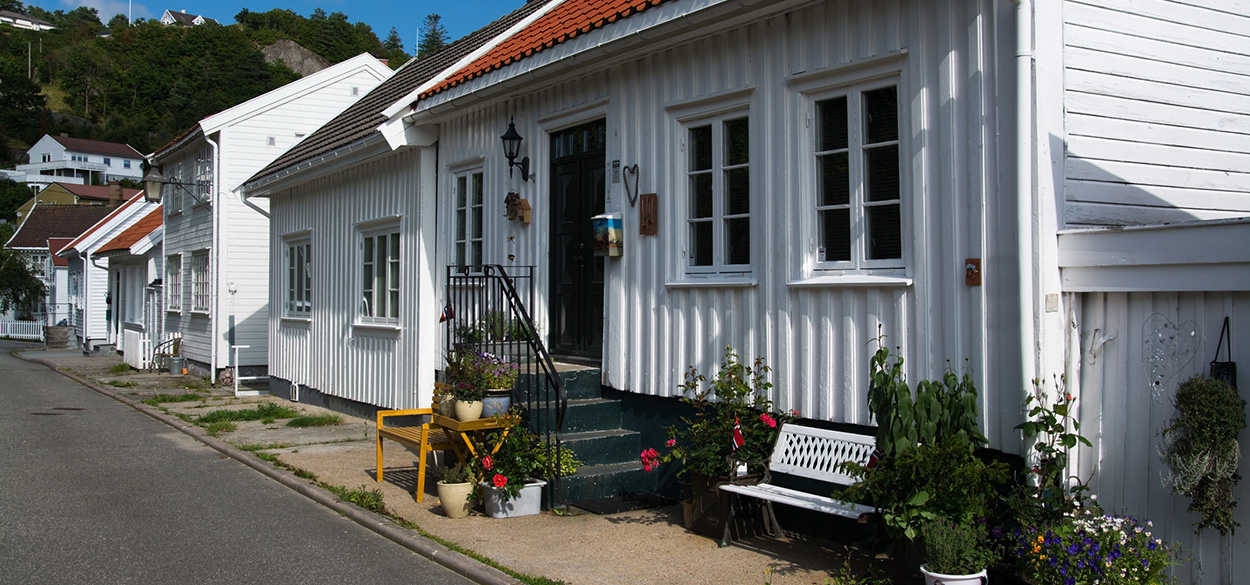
[
  {"x1": 687, "y1": 114, "x2": 751, "y2": 272},
  {"x1": 191, "y1": 251, "x2": 210, "y2": 312},
  {"x1": 360, "y1": 226, "x2": 400, "y2": 324},
  {"x1": 194, "y1": 147, "x2": 213, "y2": 204},
  {"x1": 815, "y1": 83, "x2": 902, "y2": 268},
  {"x1": 286, "y1": 238, "x2": 312, "y2": 317},
  {"x1": 454, "y1": 170, "x2": 483, "y2": 273},
  {"x1": 123, "y1": 160, "x2": 132, "y2": 169},
  {"x1": 166, "y1": 255, "x2": 181, "y2": 311}
]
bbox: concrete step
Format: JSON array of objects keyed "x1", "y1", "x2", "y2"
[
  {"x1": 560, "y1": 428, "x2": 642, "y2": 467},
  {"x1": 557, "y1": 461, "x2": 657, "y2": 502},
  {"x1": 517, "y1": 367, "x2": 602, "y2": 401},
  {"x1": 530, "y1": 397, "x2": 621, "y2": 433}
]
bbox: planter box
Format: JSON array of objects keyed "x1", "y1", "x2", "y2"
[{"x1": 482, "y1": 478, "x2": 547, "y2": 518}]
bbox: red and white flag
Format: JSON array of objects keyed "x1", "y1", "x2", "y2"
[
  {"x1": 439, "y1": 302, "x2": 455, "y2": 323},
  {"x1": 731, "y1": 416, "x2": 745, "y2": 450}
]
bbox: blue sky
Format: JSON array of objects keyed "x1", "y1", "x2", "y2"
[{"x1": 40, "y1": 0, "x2": 526, "y2": 55}]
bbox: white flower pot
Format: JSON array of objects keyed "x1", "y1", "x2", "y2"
[
  {"x1": 481, "y1": 478, "x2": 546, "y2": 518},
  {"x1": 920, "y1": 565, "x2": 987, "y2": 585},
  {"x1": 453, "y1": 399, "x2": 483, "y2": 421},
  {"x1": 436, "y1": 481, "x2": 475, "y2": 518}
]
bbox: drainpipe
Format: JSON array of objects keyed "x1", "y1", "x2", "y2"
[
  {"x1": 240, "y1": 187, "x2": 270, "y2": 218},
  {"x1": 206, "y1": 133, "x2": 220, "y2": 385},
  {"x1": 1013, "y1": 1, "x2": 1037, "y2": 406}
]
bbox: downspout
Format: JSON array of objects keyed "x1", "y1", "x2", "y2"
[
  {"x1": 207, "y1": 133, "x2": 220, "y2": 385},
  {"x1": 1013, "y1": 1, "x2": 1037, "y2": 397},
  {"x1": 240, "y1": 185, "x2": 270, "y2": 218}
]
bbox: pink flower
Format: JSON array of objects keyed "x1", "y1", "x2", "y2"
[
  {"x1": 640, "y1": 448, "x2": 661, "y2": 472},
  {"x1": 760, "y1": 413, "x2": 776, "y2": 428},
  {"x1": 481, "y1": 455, "x2": 493, "y2": 471},
  {"x1": 666, "y1": 439, "x2": 676, "y2": 448},
  {"x1": 493, "y1": 474, "x2": 508, "y2": 488}
]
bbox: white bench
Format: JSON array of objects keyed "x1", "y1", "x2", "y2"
[{"x1": 718, "y1": 423, "x2": 877, "y2": 547}]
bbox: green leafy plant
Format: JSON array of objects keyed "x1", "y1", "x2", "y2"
[
  {"x1": 468, "y1": 412, "x2": 574, "y2": 502},
  {"x1": 440, "y1": 463, "x2": 473, "y2": 484},
  {"x1": 641, "y1": 347, "x2": 793, "y2": 478},
  {"x1": 483, "y1": 311, "x2": 533, "y2": 341},
  {"x1": 443, "y1": 351, "x2": 519, "y2": 403},
  {"x1": 1014, "y1": 503, "x2": 1177, "y2": 585},
  {"x1": 1161, "y1": 375, "x2": 1246, "y2": 535},
  {"x1": 109, "y1": 363, "x2": 132, "y2": 374},
  {"x1": 1014, "y1": 376, "x2": 1093, "y2": 517},
  {"x1": 195, "y1": 402, "x2": 300, "y2": 424},
  {"x1": 921, "y1": 517, "x2": 997, "y2": 575},
  {"x1": 285, "y1": 414, "x2": 343, "y2": 428}
]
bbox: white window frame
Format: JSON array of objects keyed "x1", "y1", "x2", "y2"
[
  {"x1": 284, "y1": 234, "x2": 312, "y2": 319},
  {"x1": 165, "y1": 254, "x2": 182, "y2": 312},
  {"x1": 193, "y1": 147, "x2": 213, "y2": 206},
  {"x1": 190, "y1": 250, "x2": 210, "y2": 313},
  {"x1": 453, "y1": 168, "x2": 484, "y2": 274},
  {"x1": 358, "y1": 221, "x2": 401, "y2": 326},
  {"x1": 682, "y1": 110, "x2": 753, "y2": 275}
]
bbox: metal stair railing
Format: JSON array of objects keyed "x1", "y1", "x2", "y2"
[{"x1": 445, "y1": 265, "x2": 569, "y2": 508}]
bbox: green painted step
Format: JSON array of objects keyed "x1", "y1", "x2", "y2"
[
  {"x1": 556, "y1": 461, "x2": 657, "y2": 503},
  {"x1": 560, "y1": 428, "x2": 642, "y2": 467},
  {"x1": 532, "y1": 397, "x2": 621, "y2": 433}
]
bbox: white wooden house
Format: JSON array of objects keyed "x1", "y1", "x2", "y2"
[
  {"x1": 150, "y1": 53, "x2": 392, "y2": 382},
  {"x1": 4, "y1": 204, "x2": 115, "y2": 328},
  {"x1": 16, "y1": 135, "x2": 144, "y2": 189},
  {"x1": 245, "y1": 1, "x2": 1248, "y2": 580},
  {"x1": 90, "y1": 207, "x2": 165, "y2": 369},
  {"x1": 57, "y1": 192, "x2": 158, "y2": 351}
]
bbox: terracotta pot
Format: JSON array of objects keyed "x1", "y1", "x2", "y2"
[
  {"x1": 453, "y1": 399, "x2": 483, "y2": 421},
  {"x1": 436, "y1": 481, "x2": 475, "y2": 518}
]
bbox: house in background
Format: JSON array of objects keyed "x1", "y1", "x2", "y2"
[
  {"x1": 149, "y1": 53, "x2": 392, "y2": 384},
  {"x1": 13, "y1": 182, "x2": 142, "y2": 224},
  {"x1": 0, "y1": 10, "x2": 55, "y2": 31},
  {"x1": 15, "y1": 135, "x2": 144, "y2": 191},
  {"x1": 245, "y1": 1, "x2": 1248, "y2": 581},
  {"x1": 90, "y1": 206, "x2": 165, "y2": 370},
  {"x1": 159, "y1": 10, "x2": 219, "y2": 27},
  {"x1": 57, "y1": 191, "x2": 157, "y2": 352},
  {"x1": 4, "y1": 203, "x2": 117, "y2": 327}
]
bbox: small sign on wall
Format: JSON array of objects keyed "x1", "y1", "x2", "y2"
[{"x1": 639, "y1": 193, "x2": 658, "y2": 235}]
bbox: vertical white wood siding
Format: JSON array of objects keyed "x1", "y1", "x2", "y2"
[
  {"x1": 431, "y1": 0, "x2": 1027, "y2": 449},
  {"x1": 1061, "y1": 0, "x2": 1250, "y2": 226},
  {"x1": 1074, "y1": 291, "x2": 1250, "y2": 585},
  {"x1": 268, "y1": 148, "x2": 434, "y2": 410}
]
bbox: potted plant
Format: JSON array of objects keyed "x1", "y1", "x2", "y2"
[
  {"x1": 1161, "y1": 374, "x2": 1246, "y2": 535},
  {"x1": 469, "y1": 412, "x2": 580, "y2": 518},
  {"x1": 443, "y1": 351, "x2": 518, "y2": 420},
  {"x1": 920, "y1": 517, "x2": 995, "y2": 585},
  {"x1": 436, "y1": 463, "x2": 475, "y2": 519}
]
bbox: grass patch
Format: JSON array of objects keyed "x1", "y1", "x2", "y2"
[
  {"x1": 235, "y1": 442, "x2": 296, "y2": 452},
  {"x1": 196, "y1": 402, "x2": 300, "y2": 424},
  {"x1": 142, "y1": 393, "x2": 204, "y2": 406},
  {"x1": 105, "y1": 380, "x2": 138, "y2": 388},
  {"x1": 325, "y1": 484, "x2": 388, "y2": 513},
  {"x1": 181, "y1": 379, "x2": 210, "y2": 391},
  {"x1": 202, "y1": 421, "x2": 237, "y2": 435},
  {"x1": 109, "y1": 363, "x2": 132, "y2": 374},
  {"x1": 286, "y1": 414, "x2": 343, "y2": 428}
]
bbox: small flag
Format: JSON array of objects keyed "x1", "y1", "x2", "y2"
[
  {"x1": 439, "y1": 302, "x2": 454, "y2": 323},
  {"x1": 867, "y1": 448, "x2": 882, "y2": 470},
  {"x1": 731, "y1": 416, "x2": 745, "y2": 450}
]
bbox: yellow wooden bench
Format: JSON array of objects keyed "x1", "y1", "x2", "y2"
[{"x1": 375, "y1": 388, "x2": 455, "y2": 503}]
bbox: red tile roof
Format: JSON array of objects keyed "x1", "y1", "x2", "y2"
[
  {"x1": 5, "y1": 204, "x2": 118, "y2": 249},
  {"x1": 47, "y1": 135, "x2": 143, "y2": 159},
  {"x1": 48, "y1": 238, "x2": 73, "y2": 266},
  {"x1": 93, "y1": 206, "x2": 162, "y2": 258},
  {"x1": 60, "y1": 191, "x2": 147, "y2": 255},
  {"x1": 422, "y1": 0, "x2": 670, "y2": 98}
]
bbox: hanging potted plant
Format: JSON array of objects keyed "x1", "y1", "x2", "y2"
[
  {"x1": 1161, "y1": 374, "x2": 1247, "y2": 535},
  {"x1": 435, "y1": 463, "x2": 475, "y2": 519},
  {"x1": 443, "y1": 351, "x2": 517, "y2": 420}
]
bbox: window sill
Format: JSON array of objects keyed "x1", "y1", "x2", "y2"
[
  {"x1": 280, "y1": 316, "x2": 311, "y2": 327},
  {"x1": 166, "y1": 308, "x2": 183, "y2": 314},
  {"x1": 666, "y1": 277, "x2": 758, "y2": 289},
  {"x1": 787, "y1": 274, "x2": 913, "y2": 288},
  {"x1": 352, "y1": 322, "x2": 401, "y2": 339},
  {"x1": 190, "y1": 309, "x2": 211, "y2": 316}
]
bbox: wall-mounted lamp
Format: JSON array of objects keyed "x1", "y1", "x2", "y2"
[
  {"x1": 142, "y1": 165, "x2": 209, "y2": 205},
  {"x1": 500, "y1": 119, "x2": 532, "y2": 182}
]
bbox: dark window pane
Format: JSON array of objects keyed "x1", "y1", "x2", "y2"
[
  {"x1": 472, "y1": 206, "x2": 482, "y2": 238},
  {"x1": 725, "y1": 217, "x2": 750, "y2": 265},
  {"x1": 821, "y1": 209, "x2": 850, "y2": 261},
  {"x1": 820, "y1": 152, "x2": 849, "y2": 206},
  {"x1": 455, "y1": 209, "x2": 465, "y2": 240},
  {"x1": 866, "y1": 145, "x2": 900, "y2": 202},
  {"x1": 866, "y1": 204, "x2": 902, "y2": 260},
  {"x1": 818, "y1": 97, "x2": 848, "y2": 151},
  {"x1": 724, "y1": 117, "x2": 749, "y2": 166},
  {"x1": 725, "y1": 168, "x2": 750, "y2": 215},
  {"x1": 692, "y1": 222, "x2": 712, "y2": 266},
  {"x1": 456, "y1": 176, "x2": 466, "y2": 207},
  {"x1": 690, "y1": 125, "x2": 712, "y2": 171},
  {"x1": 471, "y1": 173, "x2": 483, "y2": 205},
  {"x1": 690, "y1": 174, "x2": 713, "y2": 218},
  {"x1": 864, "y1": 86, "x2": 898, "y2": 144}
]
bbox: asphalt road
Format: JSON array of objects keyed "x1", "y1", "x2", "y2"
[{"x1": 0, "y1": 341, "x2": 476, "y2": 585}]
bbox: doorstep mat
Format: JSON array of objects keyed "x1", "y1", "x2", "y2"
[{"x1": 570, "y1": 492, "x2": 677, "y2": 515}]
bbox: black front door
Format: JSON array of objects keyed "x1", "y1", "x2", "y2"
[{"x1": 549, "y1": 120, "x2": 606, "y2": 357}]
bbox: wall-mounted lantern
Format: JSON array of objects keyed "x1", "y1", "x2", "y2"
[{"x1": 500, "y1": 119, "x2": 532, "y2": 182}]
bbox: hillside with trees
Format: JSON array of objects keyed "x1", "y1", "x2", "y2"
[{"x1": 0, "y1": 2, "x2": 424, "y2": 164}]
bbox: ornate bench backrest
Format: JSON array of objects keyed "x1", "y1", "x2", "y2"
[{"x1": 769, "y1": 424, "x2": 876, "y2": 486}]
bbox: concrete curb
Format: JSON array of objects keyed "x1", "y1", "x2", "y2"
[{"x1": 17, "y1": 351, "x2": 522, "y2": 585}]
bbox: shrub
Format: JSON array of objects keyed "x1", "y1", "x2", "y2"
[{"x1": 1161, "y1": 375, "x2": 1246, "y2": 535}]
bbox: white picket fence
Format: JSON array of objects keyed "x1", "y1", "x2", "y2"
[{"x1": 0, "y1": 320, "x2": 44, "y2": 341}]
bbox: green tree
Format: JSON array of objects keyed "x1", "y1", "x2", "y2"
[
  {"x1": 417, "y1": 14, "x2": 446, "y2": 57},
  {"x1": 107, "y1": 13, "x2": 129, "y2": 31},
  {"x1": 1, "y1": 0, "x2": 24, "y2": 13},
  {"x1": 383, "y1": 27, "x2": 403, "y2": 52},
  {"x1": 0, "y1": 246, "x2": 47, "y2": 315},
  {"x1": 0, "y1": 57, "x2": 46, "y2": 156},
  {"x1": 0, "y1": 178, "x2": 32, "y2": 222}
]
